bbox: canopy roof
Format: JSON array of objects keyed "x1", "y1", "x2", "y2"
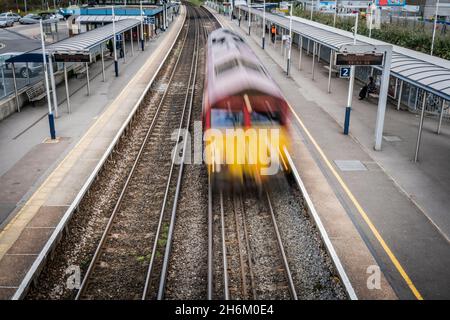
[
  {"x1": 7, "y1": 19, "x2": 140, "y2": 63},
  {"x1": 240, "y1": 6, "x2": 450, "y2": 101}
]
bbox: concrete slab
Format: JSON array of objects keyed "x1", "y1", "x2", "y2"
[
  {"x1": 26, "y1": 206, "x2": 67, "y2": 228},
  {"x1": 7, "y1": 228, "x2": 54, "y2": 255},
  {"x1": 0, "y1": 254, "x2": 36, "y2": 286},
  {"x1": 0, "y1": 287, "x2": 16, "y2": 300},
  {"x1": 334, "y1": 160, "x2": 367, "y2": 172}
]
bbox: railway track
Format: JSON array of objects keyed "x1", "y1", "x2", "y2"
[
  {"x1": 209, "y1": 185, "x2": 299, "y2": 300},
  {"x1": 17, "y1": 3, "x2": 356, "y2": 301},
  {"x1": 74, "y1": 5, "x2": 204, "y2": 300}
]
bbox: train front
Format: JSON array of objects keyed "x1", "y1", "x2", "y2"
[
  {"x1": 203, "y1": 30, "x2": 293, "y2": 189},
  {"x1": 204, "y1": 91, "x2": 291, "y2": 189}
]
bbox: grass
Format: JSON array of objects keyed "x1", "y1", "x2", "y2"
[{"x1": 188, "y1": 0, "x2": 205, "y2": 7}]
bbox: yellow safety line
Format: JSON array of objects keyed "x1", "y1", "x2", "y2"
[
  {"x1": 211, "y1": 6, "x2": 423, "y2": 300},
  {"x1": 287, "y1": 104, "x2": 424, "y2": 300}
]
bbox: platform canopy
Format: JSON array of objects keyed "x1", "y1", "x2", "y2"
[
  {"x1": 239, "y1": 5, "x2": 450, "y2": 101},
  {"x1": 6, "y1": 19, "x2": 141, "y2": 63}
]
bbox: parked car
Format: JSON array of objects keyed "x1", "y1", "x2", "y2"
[
  {"x1": 0, "y1": 12, "x2": 21, "y2": 22},
  {"x1": 19, "y1": 14, "x2": 41, "y2": 24},
  {"x1": 0, "y1": 17, "x2": 14, "y2": 28},
  {"x1": 0, "y1": 52, "x2": 43, "y2": 78}
]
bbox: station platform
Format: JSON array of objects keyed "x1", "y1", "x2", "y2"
[
  {"x1": 0, "y1": 7, "x2": 186, "y2": 299},
  {"x1": 207, "y1": 6, "x2": 450, "y2": 299}
]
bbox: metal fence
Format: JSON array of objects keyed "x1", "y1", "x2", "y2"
[{"x1": 0, "y1": 61, "x2": 45, "y2": 99}]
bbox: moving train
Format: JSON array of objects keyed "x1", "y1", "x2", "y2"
[{"x1": 203, "y1": 28, "x2": 292, "y2": 187}]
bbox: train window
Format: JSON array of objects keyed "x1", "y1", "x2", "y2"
[
  {"x1": 240, "y1": 60, "x2": 260, "y2": 73},
  {"x1": 215, "y1": 59, "x2": 239, "y2": 76},
  {"x1": 250, "y1": 111, "x2": 281, "y2": 126},
  {"x1": 211, "y1": 109, "x2": 243, "y2": 128},
  {"x1": 240, "y1": 59, "x2": 268, "y2": 77}
]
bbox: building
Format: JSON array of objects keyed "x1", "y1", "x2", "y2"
[{"x1": 423, "y1": 0, "x2": 450, "y2": 20}]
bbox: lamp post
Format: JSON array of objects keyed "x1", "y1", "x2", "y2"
[
  {"x1": 262, "y1": 0, "x2": 266, "y2": 49},
  {"x1": 140, "y1": 1, "x2": 145, "y2": 51},
  {"x1": 343, "y1": 12, "x2": 358, "y2": 135},
  {"x1": 248, "y1": 0, "x2": 251, "y2": 35},
  {"x1": 333, "y1": 0, "x2": 337, "y2": 28},
  {"x1": 112, "y1": 6, "x2": 118, "y2": 77},
  {"x1": 40, "y1": 19, "x2": 56, "y2": 140},
  {"x1": 431, "y1": 0, "x2": 440, "y2": 56},
  {"x1": 310, "y1": 0, "x2": 313, "y2": 20},
  {"x1": 287, "y1": 2, "x2": 293, "y2": 76}
]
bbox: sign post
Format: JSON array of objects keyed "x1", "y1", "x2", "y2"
[
  {"x1": 339, "y1": 67, "x2": 351, "y2": 78},
  {"x1": 336, "y1": 43, "x2": 392, "y2": 150},
  {"x1": 40, "y1": 19, "x2": 56, "y2": 140}
]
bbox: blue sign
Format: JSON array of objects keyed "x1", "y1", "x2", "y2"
[
  {"x1": 116, "y1": 34, "x2": 122, "y2": 41},
  {"x1": 340, "y1": 67, "x2": 351, "y2": 78},
  {"x1": 144, "y1": 16, "x2": 155, "y2": 25}
]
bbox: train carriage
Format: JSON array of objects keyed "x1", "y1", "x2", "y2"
[{"x1": 203, "y1": 28, "x2": 292, "y2": 187}]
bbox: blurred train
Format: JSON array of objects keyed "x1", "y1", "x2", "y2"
[{"x1": 203, "y1": 28, "x2": 292, "y2": 187}]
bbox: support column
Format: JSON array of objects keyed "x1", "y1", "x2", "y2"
[
  {"x1": 11, "y1": 63, "x2": 20, "y2": 112},
  {"x1": 318, "y1": 44, "x2": 321, "y2": 62},
  {"x1": 327, "y1": 50, "x2": 333, "y2": 93},
  {"x1": 414, "y1": 92, "x2": 427, "y2": 162},
  {"x1": 101, "y1": 43, "x2": 106, "y2": 82},
  {"x1": 64, "y1": 63, "x2": 71, "y2": 113},
  {"x1": 48, "y1": 55, "x2": 58, "y2": 118},
  {"x1": 396, "y1": 80, "x2": 403, "y2": 110},
  {"x1": 298, "y1": 36, "x2": 303, "y2": 70},
  {"x1": 374, "y1": 47, "x2": 393, "y2": 150},
  {"x1": 437, "y1": 99, "x2": 446, "y2": 135},
  {"x1": 122, "y1": 32, "x2": 126, "y2": 63},
  {"x1": 86, "y1": 62, "x2": 90, "y2": 96},
  {"x1": 26, "y1": 62, "x2": 30, "y2": 85},
  {"x1": 311, "y1": 42, "x2": 316, "y2": 80},
  {"x1": 130, "y1": 28, "x2": 134, "y2": 56}
]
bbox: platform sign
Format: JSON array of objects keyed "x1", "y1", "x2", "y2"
[
  {"x1": 53, "y1": 52, "x2": 91, "y2": 63},
  {"x1": 340, "y1": 67, "x2": 351, "y2": 78},
  {"x1": 144, "y1": 16, "x2": 155, "y2": 25},
  {"x1": 335, "y1": 53, "x2": 384, "y2": 66}
]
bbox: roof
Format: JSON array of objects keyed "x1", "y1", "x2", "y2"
[
  {"x1": 7, "y1": 19, "x2": 140, "y2": 63},
  {"x1": 239, "y1": 6, "x2": 450, "y2": 101},
  {"x1": 75, "y1": 15, "x2": 144, "y2": 23}
]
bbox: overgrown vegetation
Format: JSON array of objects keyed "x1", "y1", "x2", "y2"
[
  {"x1": 293, "y1": 7, "x2": 450, "y2": 60},
  {"x1": 188, "y1": 0, "x2": 204, "y2": 7}
]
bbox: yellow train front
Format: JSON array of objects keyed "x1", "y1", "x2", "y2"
[{"x1": 203, "y1": 29, "x2": 292, "y2": 188}]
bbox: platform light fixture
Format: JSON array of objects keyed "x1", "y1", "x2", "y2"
[
  {"x1": 343, "y1": 11, "x2": 359, "y2": 135},
  {"x1": 39, "y1": 19, "x2": 56, "y2": 140},
  {"x1": 431, "y1": 0, "x2": 440, "y2": 56},
  {"x1": 262, "y1": 0, "x2": 266, "y2": 49},
  {"x1": 112, "y1": 5, "x2": 119, "y2": 77},
  {"x1": 140, "y1": 0, "x2": 145, "y2": 50}
]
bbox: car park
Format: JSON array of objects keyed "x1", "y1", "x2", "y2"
[
  {"x1": 0, "y1": 52, "x2": 43, "y2": 78},
  {"x1": 0, "y1": 17, "x2": 14, "y2": 28},
  {"x1": 19, "y1": 14, "x2": 41, "y2": 24},
  {"x1": 0, "y1": 12, "x2": 21, "y2": 22}
]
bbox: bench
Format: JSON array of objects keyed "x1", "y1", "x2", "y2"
[
  {"x1": 73, "y1": 65, "x2": 87, "y2": 79},
  {"x1": 25, "y1": 82, "x2": 47, "y2": 106},
  {"x1": 324, "y1": 65, "x2": 339, "y2": 77},
  {"x1": 368, "y1": 92, "x2": 379, "y2": 100}
]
